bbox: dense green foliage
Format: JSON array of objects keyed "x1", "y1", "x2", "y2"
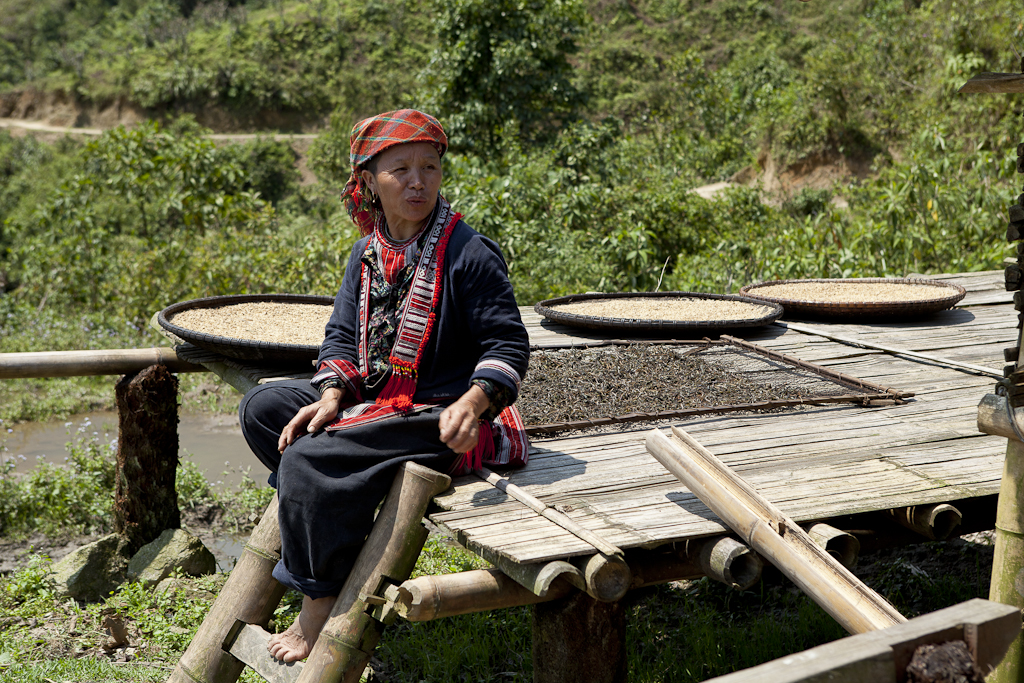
[
  {"x1": 0, "y1": 0, "x2": 431, "y2": 117},
  {"x1": 418, "y1": 0, "x2": 589, "y2": 153},
  {"x1": 0, "y1": 0, "x2": 1020, "y2": 421}
]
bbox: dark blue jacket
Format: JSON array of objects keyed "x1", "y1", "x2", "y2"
[{"x1": 318, "y1": 219, "x2": 530, "y2": 405}]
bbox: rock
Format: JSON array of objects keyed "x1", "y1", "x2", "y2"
[
  {"x1": 49, "y1": 534, "x2": 131, "y2": 602},
  {"x1": 127, "y1": 529, "x2": 216, "y2": 588}
]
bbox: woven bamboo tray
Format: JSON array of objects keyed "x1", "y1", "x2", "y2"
[
  {"x1": 158, "y1": 294, "x2": 334, "y2": 364},
  {"x1": 534, "y1": 292, "x2": 784, "y2": 333},
  {"x1": 738, "y1": 278, "x2": 966, "y2": 319}
]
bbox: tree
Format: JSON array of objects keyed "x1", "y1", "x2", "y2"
[{"x1": 418, "y1": 0, "x2": 588, "y2": 155}]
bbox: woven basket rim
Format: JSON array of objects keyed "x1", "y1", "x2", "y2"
[
  {"x1": 533, "y1": 291, "x2": 784, "y2": 331},
  {"x1": 737, "y1": 278, "x2": 966, "y2": 315},
  {"x1": 157, "y1": 294, "x2": 334, "y2": 361}
]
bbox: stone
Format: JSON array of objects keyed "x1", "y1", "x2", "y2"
[
  {"x1": 50, "y1": 533, "x2": 131, "y2": 602},
  {"x1": 127, "y1": 528, "x2": 216, "y2": 588}
]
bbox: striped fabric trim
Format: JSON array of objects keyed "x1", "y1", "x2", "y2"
[
  {"x1": 324, "y1": 401, "x2": 433, "y2": 433},
  {"x1": 374, "y1": 220, "x2": 427, "y2": 285},
  {"x1": 391, "y1": 201, "x2": 453, "y2": 367},
  {"x1": 447, "y1": 404, "x2": 529, "y2": 475},
  {"x1": 474, "y1": 359, "x2": 522, "y2": 390},
  {"x1": 356, "y1": 198, "x2": 455, "y2": 371},
  {"x1": 312, "y1": 359, "x2": 362, "y2": 398},
  {"x1": 487, "y1": 405, "x2": 529, "y2": 467}
]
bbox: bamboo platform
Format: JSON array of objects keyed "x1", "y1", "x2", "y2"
[{"x1": 431, "y1": 270, "x2": 1011, "y2": 565}]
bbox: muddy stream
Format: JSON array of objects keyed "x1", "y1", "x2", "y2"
[{"x1": 0, "y1": 411, "x2": 267, "y2": 571}]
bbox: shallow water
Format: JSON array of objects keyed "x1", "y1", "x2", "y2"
[{"x1": 0, "y1": 410, "x2": 272, "y2": 490}]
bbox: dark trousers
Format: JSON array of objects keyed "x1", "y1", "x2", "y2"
[{"x1": 239, "y1": 379, "x2": 455, "y2": 598}]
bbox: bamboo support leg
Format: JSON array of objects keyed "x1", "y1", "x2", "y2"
[
  {"x1": 295, "y1": 462, "x2": 451, "y2": 683},
  {"x1": 803, "y1": 523, "x2": 860, "y2": 569},
  {"x1": 989, "y1": 439, "x2": 1024, "y2": 683},
  {"x1": 532, "y1": 591, "x2": 627, "y2": 683},
  {"x1": 886, "y1": 503, "x2": 962, "y2": 541},
  {"x1": 168, "y1": 495, "x2": 286, "y2": 683}
]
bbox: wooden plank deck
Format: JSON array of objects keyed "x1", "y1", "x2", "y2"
[{"x1": 431, "y1": 270, "x2": 1013, "y2": 565}]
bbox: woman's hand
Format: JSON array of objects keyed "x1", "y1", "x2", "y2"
[
  {"x1": 439, "y1": 384, "x2": 491, "y2": 454},
  {"x1": 278, "y1": 387, "x2": 344, "y2": 453}
]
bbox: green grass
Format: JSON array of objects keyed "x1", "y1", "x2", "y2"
[{"x1": 0, "y1": 534, "x2": 994, "y2": 683}]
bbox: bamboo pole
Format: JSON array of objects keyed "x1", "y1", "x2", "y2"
[
  {"x1": 167, "y1": 494, "x2": 286, "y2": 683},
  {"x1": 0, "y1": 348, "x2": 204, "y2": 378},
  {"x1": 979, "y1": 393, "x2": 1024, "y2": 441},
  {"x1": 886, "y1": 503, "x2": 962, "y2": 541},
  {"x1": 646, "y1": 427, "x2": 905, "y2": 635},
  {"x1": 386, "y1": 535, "x2": 763, "y2": 622},
  {"x1": 295, "y1": 463, "x2": 451, "y2": 683},
  {"x1": 386, "y1": 568, "x2": 575, "y2": 621},
  {"x1": 697, "y1": 536, "x2": 763, "y2": 588},
  {"x1": 989, "y1": 437, "x2": 1024, "y2": 683},
  {"x1": 571, "y1": 553, "x2": 631, "y2": 602}
]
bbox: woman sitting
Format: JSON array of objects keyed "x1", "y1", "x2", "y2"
[{"x1": 239, "y1": 109, "x2": 530, "y2": 662}]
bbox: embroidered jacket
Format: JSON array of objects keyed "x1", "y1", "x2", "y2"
[{"x1": 313, "y1": 219, "x2": 529, "y2": 410}]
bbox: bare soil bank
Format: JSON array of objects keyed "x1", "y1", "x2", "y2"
[{"x1": 0, "y1": 88, "x2": 324, "y2": 134}]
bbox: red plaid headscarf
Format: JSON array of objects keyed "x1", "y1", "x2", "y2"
[{"x1": 341, "y1": 109, "x2": 448, "y2": 235}]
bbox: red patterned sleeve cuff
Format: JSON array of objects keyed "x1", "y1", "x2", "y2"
[{"x1": 311, "y1": 359, "x2": 362, "y2": 401}]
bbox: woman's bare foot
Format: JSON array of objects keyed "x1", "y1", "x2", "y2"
[{"x1": 268, "y1": 595, "x2": 335, "y2": 662}]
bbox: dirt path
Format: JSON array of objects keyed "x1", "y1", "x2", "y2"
[
  {"x1": 0, "y1": 117, "x2": 317, "y2": 141},
  {"x1": 0, "y1": 117, "x2": 322, "y2": 184}
]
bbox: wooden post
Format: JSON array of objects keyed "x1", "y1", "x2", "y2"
[
  {"x1": 532, "y1": 591, "x2": 627, "y2": 683},
  {"x1": 114, "y1": 364, "x2": 180, "y2": 554},
  {"x1": 989, "y1": 438, "x2": 1024, "y2": 683},
  {"x1": 167, "y1": 495, "x2": 286, "y2": 683},
  {"x1": 294, "y1": 463, "x2": 451, "y2": 683}
]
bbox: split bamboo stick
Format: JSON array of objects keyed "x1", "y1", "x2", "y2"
[
  {"x1": 475, "y1": 467, "x2": 623, "y2": 557},
  {"x1": 778, "y1": 321, "x2": 1002, "y2": 378},
  {"x1": 0, "y1": 348, "x2": 204, "y2": 378},
  {"x1": 474, "y1": 466, "x2": 631, "y2": 602},
  {"x1": 646, "y1": 427, "x2": 905, "y2": 635}
]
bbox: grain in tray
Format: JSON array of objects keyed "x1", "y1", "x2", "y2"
[
  {"x1": 549, "y1": 297, "x2": 774, "y2": 322},
  {"x1": 752, "y1": 281, "x2": 952, "y2": 303},
  {"x1": 170, "y1": 302, "x2": 331, "y2": 346}
]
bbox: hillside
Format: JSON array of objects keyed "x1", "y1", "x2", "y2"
[{"x1": 0, "y1": 0, "x2": 1019, "y2": 358}]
